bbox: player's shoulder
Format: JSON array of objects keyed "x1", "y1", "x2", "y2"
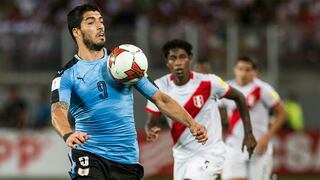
[
  {"x1": 53, "y1": 57, "x2": 79, "y2": 79},
  {"x1": 193, "y1": 71, "x2": 224, "y2": 82},
  {"x1": 253, "y1": 78, "x2": 272, "y2": 88},
  {"x1": 154, "y1": 74, "x2": 171, "y2": 86},
  {"x1": 253, "y1": 78, "x2": 276, "y2": 91},
  {"x1": 225, "y1": 79, "x2": 235, "y2": 85},
  {"x1": 193, "y1": 71, "x2": 209, "y2": 79}
]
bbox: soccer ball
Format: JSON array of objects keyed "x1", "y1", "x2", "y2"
[{"x1": 108, "y1": 44, "x2": 148, "y2": 85}]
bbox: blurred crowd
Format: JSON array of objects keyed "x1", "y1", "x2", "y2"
[
  {"x1": 1, "y1": 0, "x2": 319, "y2": 28},
  {"x1": 0, "y1": 86, "x2": 51, "y2": 130},
  {"x1": 0, "y1": 0, "x2": 319, "y2": 71},
  {"x1": 0, "y1": 0, "x2": 316, "y2": 129}
]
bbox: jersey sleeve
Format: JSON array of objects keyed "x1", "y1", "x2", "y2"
[
  {"x1": 144, "y1": 78, "x2": 162, "y2": 115},
  {"x1": 51, "y1": 71, "x2": 73, "y2": 105},
  {"x1": 145, "y1": 99, "x2": 160, "y2": 115},
  {"x1": 261, "y1": 83, "x2": 281, "y2": 108},
  {"x1": 134, "y1": 76, "x2": 158, "y2": 100},
  {"x1": 209, "y1": 74, "x2": 231, "y2": 99}
]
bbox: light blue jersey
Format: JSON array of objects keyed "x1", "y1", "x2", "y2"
[{"x1": 51, "y1": 49, "x2": 158, "y2": 164}]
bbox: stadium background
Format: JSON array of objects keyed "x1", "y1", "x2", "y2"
[{"x1": 0, "y1": 0, "x2": 319, "y2": 179}]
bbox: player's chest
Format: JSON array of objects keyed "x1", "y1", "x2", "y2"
[
  {"x1": 74, "y1": 64, "x2": 110, "y2": 99},
  {"x1": 166, "y1": 82, "x2": 212, "y2": 106},
  {"x1": 236, "y1": 85, "x2": 263, "y2": 108}
]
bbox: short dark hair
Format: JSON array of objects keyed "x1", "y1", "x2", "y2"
[
  {"x1": 67, "y1": 3, "x2": 101, "y2": 41},
  {"x1": 162, "y1": 39, "x2": 193, "y2": 59},
  {"x1": 236, "y1": 56, "x2": 257, "y2": 70}
]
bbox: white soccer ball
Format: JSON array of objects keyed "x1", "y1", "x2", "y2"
[{"x1": 108, "y1": 44, "x2": 148, "y2": 85}]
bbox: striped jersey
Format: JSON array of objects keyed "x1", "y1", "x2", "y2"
[
  {"x1": 51, "y1": 49, "x2": 158, "y2": 164},
  {"x1": 145, "y1": 71, "x2": 230, "y2": 159},
  {"x1": 220, "y1": 78, "x2": 281, "y2": 154}
]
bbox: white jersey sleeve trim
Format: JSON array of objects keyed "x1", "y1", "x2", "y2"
[{"x1": 144, "y1": 107, "x2": 161, "y2": 115}]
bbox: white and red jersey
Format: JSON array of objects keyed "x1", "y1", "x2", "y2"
[
  {"x1": 145, "y1": 71, "x2": 231, "y2": 160},
  {"x1": 220, "y1": 78, "x2": 281, "y2": 153}
]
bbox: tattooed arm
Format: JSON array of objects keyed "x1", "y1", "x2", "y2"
[
  {"x1": 51, "y1": 101, "x2": 90, "y2": 149},
  {"x1": 51, "y1": 102, "x2": 72, "y2": 137}
]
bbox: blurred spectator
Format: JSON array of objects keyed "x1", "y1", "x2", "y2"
[
  {"x1": 34, "y1": 86, "x2": 51, "y2": 129},
  {"x1": 283, "y1": 91, "x2": 304, "y2": 131},
  {"x1": 0, "y1": 86, "x2": 28, "y2": 129},
  {"x1": 193, "y1": 59, "x2": 212, "y2": 74}
]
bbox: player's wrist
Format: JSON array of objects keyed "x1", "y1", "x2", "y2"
[
  {"x1": 63, "y1": 132, "x2": 73, "y2": 142},
  {"x1": 264, "y1": 133, "x2": 272, "y2": 140},
  {"x1": 188, "y1": 119, "x2": 196, "y2": 128},
  {"x1": 246, "y1": 129, "x2": 253, "y2": 133},
  {"x1": 244, "y1": 126, "x2": 253, "y2": 133}
]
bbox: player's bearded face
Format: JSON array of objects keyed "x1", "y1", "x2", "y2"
[
  {"x1": 82, "y1": 30, "x2": 105, "y2": 51},
  {"x1": 80, "y1": 11, "x2": 106, "y2": 51}
]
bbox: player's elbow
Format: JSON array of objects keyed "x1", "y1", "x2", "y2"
[
  {"x1": 227, "y1": 87, "x2": 246, "y2": 105},
  {"x1": 51, "y1": 114, "x2": 57, "y2": 129},
  {"x1": 273, "y1": 102, "x2": 288, "y2": 124},
  {"x1": 50, "y1": 110, "x2": 60, "y2": 130},
  {"x1": 234, "y1": 91, "x2": 246, "y2": 105}
]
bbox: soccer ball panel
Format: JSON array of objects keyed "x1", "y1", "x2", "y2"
[
  {"x1": 110, "y1": 51, "x2": 133, "y2": 80},
  {"x1": 109, "y1": 44, "x2": 148, "y2": 85},
  {"x1": 133, "y1": 52, "x2": 148, "y2": 71},
  {"x1": 119, "y1": 44, "x2": 142, "y2": 53}
]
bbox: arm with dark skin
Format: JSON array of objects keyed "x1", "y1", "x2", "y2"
[
  {"x1": 224, "y1": 86, "x2": 257, "y2": 158},
  {"x1": 51, "y1": 102, "x2": 90, "y2": 149},
  {"x1": 145, "y1": 112, "x2": 161, "y2": 142},
  {"x1": 218, "y1": 106, "x2": 229, "y2": 140}
]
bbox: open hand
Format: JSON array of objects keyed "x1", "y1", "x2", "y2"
[
  {"x1": 65, "y1": 131, "x2": 91, "y2": 149},
  {"x1": 242, "y1": 132, "x2": 257, "y2": 159},
  {"x1": 146, "y1": 127, "x2": 161, "y2": 142},
  {"x1": 256, "y1": 134, "x2": 270, "y2": 155}
]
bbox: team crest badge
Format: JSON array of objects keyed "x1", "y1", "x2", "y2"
[{"x1": 193, "y1": 95, "x2": 204, "y2": 108}]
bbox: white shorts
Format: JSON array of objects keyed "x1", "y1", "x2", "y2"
[
  {"x1": 221, "y1": 147, "x2": 273, "y2": 180},
  {"x1": 174, "y1": 151, "x2": 225, "y2": 180}
]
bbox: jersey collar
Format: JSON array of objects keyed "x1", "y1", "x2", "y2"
[
  {"x1": 75, "y1": 48, "x2": 107, "y2": 62},
  {"x1": 170, "y1": 71, "x2": 194, "y2": 81}
]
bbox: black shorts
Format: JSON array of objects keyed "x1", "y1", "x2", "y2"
[{"x1": 69, "y1": 149, "x2": 144, "y2": 180}]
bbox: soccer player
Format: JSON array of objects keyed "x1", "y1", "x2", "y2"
[
  {"x1": 220, "y1": 56, "x2": 287, "y2": 180},
  {"x1": 144, "y1": 39, "x2": 257, "y2": 180},
  {"x1": 51, "y1": 4, "x2": 208, "y2": 180}
]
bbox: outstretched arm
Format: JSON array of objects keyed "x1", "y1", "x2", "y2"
[
  {"x1": 224, "y1": 86, "x2": 257, "y2": 158},
  {"x1": 51, "y1": 102, "x2": 90, "y2": 149},
  {"x1": 150, "y1": 90, "x2": 208, "y2": 144}
]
